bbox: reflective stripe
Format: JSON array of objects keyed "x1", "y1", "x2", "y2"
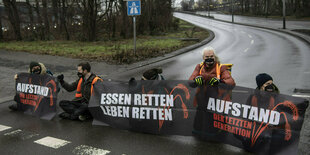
[
  {"x1": 199, "y1": 62, "x2": 233, "y2": 80},
  {"x1": 199, "y1": 62, "x2": 221, "y2": 79},
  {"x1": 75, "y1": 76, "x2": 102, "y2": 98},
  {"x1": 91, "y1": 77, "x2": 103, "y2": 96},
  {"x1": 75, "y1": 78, "x2": 83, "y2": 98}
]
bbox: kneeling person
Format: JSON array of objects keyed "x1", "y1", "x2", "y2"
[{"x1": 57, "y1": 62, "x2": 102, "y2": 121}]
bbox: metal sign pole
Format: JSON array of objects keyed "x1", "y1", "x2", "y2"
[
  {"x1": 231, "y1": 0, "x2": 234, "y2": 23},
  {"x1": 133, "y1": 16, "x2": 136, "y2": 56},
  {"x1": 282, "y1": 0, "x2": 286, "y2": 29}
]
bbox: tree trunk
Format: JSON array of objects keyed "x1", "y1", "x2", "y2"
[
  {"x1": 26, "y1": 0, "x2": 36, "y2": 39},
  {"x1": 0, "y1": 12, "x2": 3, "y2": 40},
  {"x1": 52, "y1": 0, "x2": 59, "y2": 26},
  {"x1": 3, "y1": 0, "x2": 22, "y2": 40},
  {"x1": 61, "y1": 0, "x2": 70, "y2": 40},
  {"x1": 42, "y1": 0, "x2": 50, "y2": 40},
  {"x1": 35, "y1": 0, "x2": 44, "y2": 40},
  {"x1": 120, "y1": 0, "x2": 128, "y2": 39}
]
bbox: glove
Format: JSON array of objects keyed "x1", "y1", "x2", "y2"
[
  {"x1": 194, "y1": 76, "x2": 204, "y2": 86},
  {"x1": 209, "y1": 77, "x2": 220, "y2": 86},
  {"x1": 57, "y1": 74, "x2": 64, "y2": 83}
]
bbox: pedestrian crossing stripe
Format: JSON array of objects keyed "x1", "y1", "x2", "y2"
[
  {"x1": 72, "y1": 145, "x2": 111, "y2": 155},
  {"x1": 0, "y1": 124, "x2": 11, "y2": 132},
  {"x1": 34, "y1": 136, "x2": 71, "y2": 149}
]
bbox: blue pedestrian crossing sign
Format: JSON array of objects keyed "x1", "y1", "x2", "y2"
[{"x1": 127, "y1": 0, "x2": 141, "y2": 16}]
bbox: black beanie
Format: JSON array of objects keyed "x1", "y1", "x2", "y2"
[
  {"x1": 29, "y1": 61, "x2": 40, "y2": 70},
  {"x1": 256, "y1": 73, "x2": 273, "y2": 89},
  {"x1": 142, "y1": 68, "x2": 162, "y2": 80}
]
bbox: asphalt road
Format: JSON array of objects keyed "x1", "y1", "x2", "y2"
[
  {"x1": 0, "y1": 12, "x2": 310, "y2": 154},
  {"x1": 117, "y1": 12, "x2": 310, "y2": 95},
  {"x1": 196, "y1": 11, "x2": 310, "y2": 30}
]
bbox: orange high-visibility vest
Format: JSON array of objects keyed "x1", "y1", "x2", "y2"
[
  {"x1": 199, "y1": 62, "x2": 232, "y2": 79},
  {"x1": 75, "y1": 76, "x2": 102, "y2": 98}
]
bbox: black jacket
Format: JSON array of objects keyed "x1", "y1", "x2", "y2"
[{"x1": 61, "y1": 73, "x2": 97, "y2": 103}]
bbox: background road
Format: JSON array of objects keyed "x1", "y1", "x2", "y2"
[{"x1": 0, "y1": 12, "x2": 309, "y2": 154}]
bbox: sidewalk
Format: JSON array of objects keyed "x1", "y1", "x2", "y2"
[{"x1": 194, "y1": 11, "x2": 310, "y2": 44}]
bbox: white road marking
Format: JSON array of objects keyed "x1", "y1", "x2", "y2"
[
  {"x1": 251, "y1": 40, "x2": 254, "y2": 44},
  {"x1": 4, "y1": 129, "x2": 22, "y2": 135},
  {"x1": 34, "y1": 136, "x2": 71, "y2": 149},
  {"x1": 4, "y1": 129, "x2": 39, "y2": 140},
  {"x1": 241, "y1": 31, "x2": 246, "y2": 34},
  {"x1": 244, "y1": 48, "x2": 249, "y2": 53},
  {"x1": 232, "y1": 90, "x2": 249, "y2": 93},
  {"x1": 72, "y1": 145, "x2": 111, "y2": 155},
  {"x1": 292, "y1": 94, "x2": 310, "y2": 98},
  {"x1": 248, "y1": 34, "x2": 252, "y2": 38},
  {"x1": 0, "y1": 124, "x2": 11, "y2": 132},
  {"x1": 304, "y1": 72, "x2": 310, "y2": 74}
]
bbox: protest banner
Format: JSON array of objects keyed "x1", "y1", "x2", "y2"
[
  {"x1": 14, "y1": 73, "x2": 58, "y2": 120},
  {"x1": 89, "y1": 80, "x2": 308, "y2": 154}
]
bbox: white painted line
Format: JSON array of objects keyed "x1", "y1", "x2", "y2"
[
  {"x1": 241, "y1": 31, "x2": 246, "y2": 34},
  {"x1": 73, "y1": 145, "x2": 111, "y2": 155},
  {"x1": 4, "y1": 129, "x2": 39, "y2": 140},
  {"x1": 248, "y1": 34, "x2": 252, "y2": 38},
  {"x1": 4, "y1": 129, "x2": 22, "y2": 136},
  {"x1": 292, "y1": 94, "x2": 310, "y2": 98},
  {"x1": 34, "y1": 136, "x2": 71, "y2": 149},
  {"x1": 244, "y1": 48, "x2": 249, "y2": 53},
  {"x1": 304, "y1": 72, "x2": 310, "y2": 74},
  {"x1": 0, "y1": 124, "x2": 11, "y2": 132},
  {"x1": 251, "y1": 40, "x2": 254, "y2": 44},
  {"x1": 232, "y1": 90, "x2": 249, "y2": 93}
]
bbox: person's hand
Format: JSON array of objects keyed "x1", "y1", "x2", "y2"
[
  {"x1": 14, "y1": 74, "x2": 18, "y2": 80},
  {"x1": 57, "y1": 74, "x2": 64, "y2": 83},
  {"x1": 209, "y1": 77, "x2": 220, "y2": 86},
  {"x1": 129, "y1": 77, "x2": 137, "y2": 87},
  {"x1": 194, "y1": 76, "x2": 204, "y2": 86}
]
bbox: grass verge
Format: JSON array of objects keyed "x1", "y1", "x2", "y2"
[{"x1": 0, "y1": 18, "x2": 209, "y2": 64}]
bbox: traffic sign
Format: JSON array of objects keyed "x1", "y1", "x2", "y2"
[{"x1": 127, "y1": 0, "x2": 141, "y2": 16}]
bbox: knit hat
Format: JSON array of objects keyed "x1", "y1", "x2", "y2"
[
  {"x1": 29, "y1": 61, "x2": 40, "y2": 70},
  {"x1": 142, "y1": 68, "x2": 162, "y2": 80},
  {"x1": 256, "y1": 73, "x2": 273, "y2": 89}
]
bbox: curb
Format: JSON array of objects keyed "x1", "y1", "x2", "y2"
[{"x1": 176, "y1": 11, "x2": 310, "y2": 45}]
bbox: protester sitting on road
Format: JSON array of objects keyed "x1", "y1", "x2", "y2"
[
  {"x1": 14, "y1": 61, "x2": 52, "y2": 80},
  {"x1": 189, "y1": 46, "x2": 235, "y2": 86},
  {"x1": 255, "y1": 73, "x2": 279, "y2": 93},
  {"x1": 9, "y1": 61, "x2": 53, "y2": 111},
  {"x1": 141, "y1": 68, "x2": 165, "y2": 80},
  {"x1": 57, "y1": 62, "x2": 102, "y2": 121}
]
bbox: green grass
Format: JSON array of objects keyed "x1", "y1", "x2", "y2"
[{"x1": 0, "y1": 19, "x2": 209, "y2": 64}]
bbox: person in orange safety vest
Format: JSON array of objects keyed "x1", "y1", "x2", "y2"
[
  {"x1": 189, "y1": 46, "x2": 235, "y2": 86},
  {"x1": 57, "y1": 62, "x2": 102, "y2": 121}
]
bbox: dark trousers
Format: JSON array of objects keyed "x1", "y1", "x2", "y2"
[{"x1": 59, "y1": 100, "x2": 91, "y2": 119}]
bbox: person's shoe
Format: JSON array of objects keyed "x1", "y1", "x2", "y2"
[
  {"x1": 78, "y1": 114, "x2": 93, "y2": 121},
  {"x1": 59, "y1": 112, "x2": 70, "y2": 119},
  {"x1": 78, "y1": 115, "x2": 87, "y2": 121},
  {"x1": 9, "y1": 104, "x2": 18, "y2": 111}
]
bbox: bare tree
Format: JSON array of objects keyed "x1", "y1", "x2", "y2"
[
  {"x1": 119, "y1": 0, "x2": 129, "y2": 39},
  {"x1": 76, "y1": 0, "x2": 100, "y2": 41},
  {"x1": 3, "y1": 0, "x2": 22, "y2": 40},
  {"x1": 0, "y1": 10, "x2": 3, "y2": 40},
  {"x1": 34, "y1": 0, "x2": 44, "y2": 40},
  {"x1": 60, "y1": 0, "x2": 70, "y2": 40},
  {"x1": 26, "y1": 0, "x2": 36, "y2": 39},
  {"x1": 52, "y1": 0, "x2": 59, "y2": 27},
  {"x1": 42, "y1": 0, "x2": 50, "y2": 40}
]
